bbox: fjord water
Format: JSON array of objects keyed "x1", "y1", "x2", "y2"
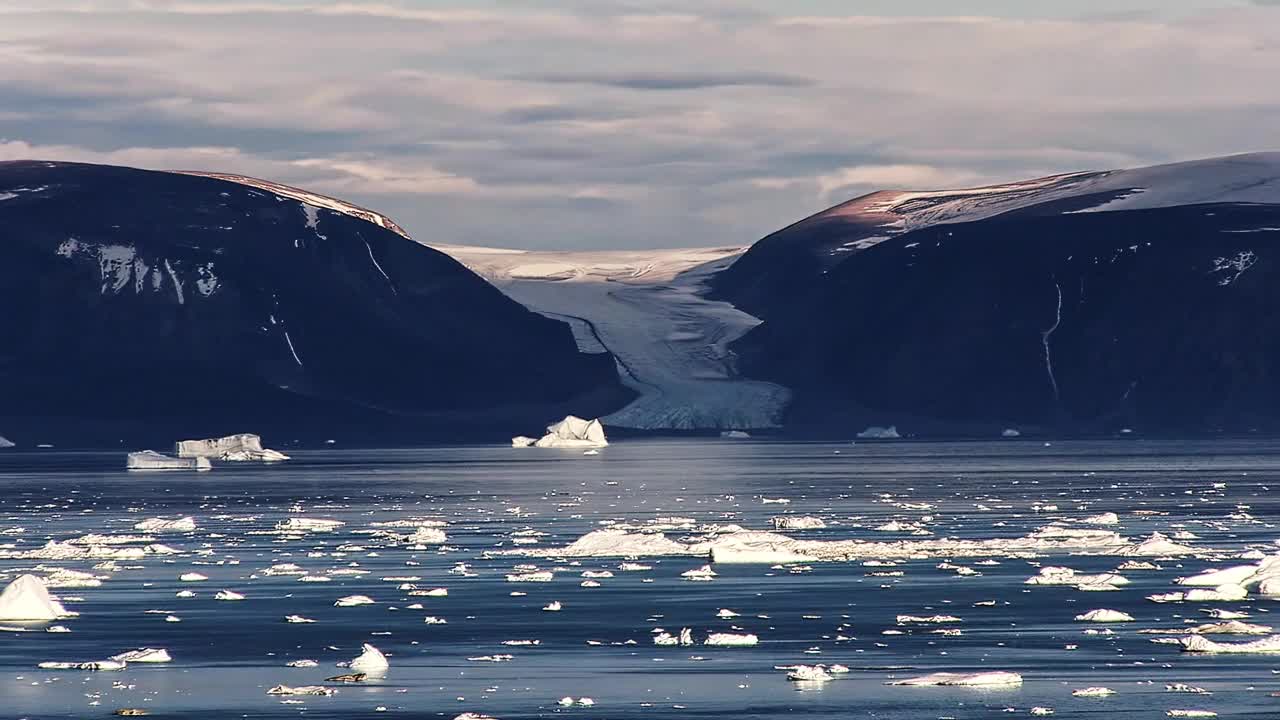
[{"x1": 2, "y1": 439, "x2": 1278, "y2": 719}]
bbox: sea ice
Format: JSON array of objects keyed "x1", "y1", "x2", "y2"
[
  {"x1": 704, "y1": 632, "x2": 758, "y2": 646},
  {"x1": 771, "y1": 516, "x2": 826, "y2": 530},
  {"x1": 267, "y1": 685, "x2": 333, "y2": 696}
]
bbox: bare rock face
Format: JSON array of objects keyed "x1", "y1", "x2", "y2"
[{"x1": 0, "y1": 161, "x2": 628, "y2": 443}]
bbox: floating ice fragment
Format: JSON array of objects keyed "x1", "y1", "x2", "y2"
[
  {"x1": 0, "y1": 575, "x2": 72, "y2": 621},
  {"x1": 286, "y1": 659, "x2": 318, "y2": 667},
  {"x1": 1167, "y1": 712, "x2": 1217, "y2": 718},
  {"x1": 771, "y1": 516, "x2": 826, "y2": 530},
  {"x1": 134, "y1": 517, "x2": 196, "y2": 532},
  {"x1": 857, "y1": 426, "x2": 901, "y2": 439},
  {"x1": 1072, "y1": 687, "x2": 1115, "y2": 697},
  {"x1": 275, "y1": 518, "x2": 344, "y2": 532},
  {"x1": 514, "y1": 416, "x2": 608, "y2": 449},
  {"x1": 786, "y1": 665, "x2": 833, "y2": 682},
  {"x1": 542, "y1": 601, "x2": 562, "y2": 612},
  {"x1": 335, "y1": 595, "x2": 375, "y2": 607},
  {"x1": 1075, "y1": 609, "x2": 1134, "y2": 623},
  {"x1": 704, "y1": 632, "x2": 758, "y2": 646},
  {"x1": 127, "y1": 451, "x2": 211, "y2": 472},
  {"x1": 285, "y1": 615, "x2": 316, "y2": 623},
  {"x1": 39, "y1": 660, "x2": 126, "y2": 671},
  {"x1": 110, "y1": 649, "x2": 171, "y2": 663},
  {"x1": 888, "y1": 671, "x2": 1023, "y2": 687},
  {"x1": 175, "y1": 433, "x2": 289, "y2": 462},
  {"x1": 267, "y1": 685, "x2": 333, "y2": 696},
  {"x1": 1179, "y1": 634, "x2": 1280, "y2": 653},
  {"x1": 215, "y1": 590, "x2": 245, "y2": 601},
  {"x1": 347, "y1": 643, "x2": 389, "y2": 673}
]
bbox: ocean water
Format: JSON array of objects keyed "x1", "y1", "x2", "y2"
[{"x1": 1, "y1": 439, "x2": 1279, "y2": 719}]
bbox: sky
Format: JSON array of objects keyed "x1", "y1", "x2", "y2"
[{"x1": 2, "y1": 1, "x2": 1279, "y2": 249}]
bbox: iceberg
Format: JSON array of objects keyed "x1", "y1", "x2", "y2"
[
  {"x1": 38, "y1": 660, "x2": 125, "y2": 671},
  {"x1": 175, "y1": 433, "x2": 289, "y2": 462},
  {"x1": 856, "y1": 425, "x2": 901, "y2": 439},
  {"x1": 786, "y1": 665, "x2": 834, "y2": 682},
  {"x1": 127, "y1": 451, "x2": 211, "y2": 471},
  {"x1": 133, "y1": 516, "x2": 196, "y2": 533},
  {"x1": 704, "y1": 632, "x2": 758, "y2": 646},
  {"x1": 1074, "y1": 609, "x2": 1134, "y2": 623},
  {"x1": 771, "y1": 516, "x2": 826, "y2": 531},
  {"x1": 109, "y1": 648, "x2": 171, "y2": 663},
  {"x1": 0, "y1": 575, "x2": 72, "y2": 621},
  {"x1": 888, "y1": 671, "x2": 1023, "y2": 687},
  {"x1": 348, "y1": 643, "x2": 389, "y2": 673},
  {"x1": 1179, "y1": 634, "x2": 1280, "y2": 653},
  {"x1": 720, "y1": 430, "x2": 751, "y2": 439},
  {"x1": 513, "y1": 415, "x2": 609, "y2": 449},
  {"x1": 0, "y1": 435, "x2": 14, "y2": 448},
  {"x1": 267, "y1": 685, "x2": 334, "y2": 696},
  {"x1": 275, "y1": 518, "x2": 344, "y2": 532}
]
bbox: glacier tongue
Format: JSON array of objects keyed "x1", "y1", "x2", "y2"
[{"x1": 437, "y1": 245, "x2": 790, "y2": 431}]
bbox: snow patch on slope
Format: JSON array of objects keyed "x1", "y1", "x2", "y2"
[{"x1": 181, "y1": 172, "x2": 410, "y2": 239}]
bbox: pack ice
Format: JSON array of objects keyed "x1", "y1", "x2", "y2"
[
  {"x1": 0, "y1": 575, "x2": 73, "y2": 621},
  {"x1": 512, "y1": 416, "x2": 608, "y2": 449},
  {"x1": 175, "y1": 433, "x2": 289, "y2": 462}
]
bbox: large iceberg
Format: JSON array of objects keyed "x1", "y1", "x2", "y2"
[
  {"x1": 513, "y1": 416, "x2": 609, "y2": 449},
  {"x1": 127, "y1": 451, "x2": 211, "y2": 472},
  {"x1": 175, "y1": 433, "x2": 289, "y2": 462},
  {"x1": 0, "y1": 575, "x2": 72, "y2": 621}
]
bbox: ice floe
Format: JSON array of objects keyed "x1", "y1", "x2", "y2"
[
  {"x1": 133, "y1": 516, "x2": 196, "y2": 532},
  {"x1": 888, "y1": 671, "x2": 1023, "y2": 686}
]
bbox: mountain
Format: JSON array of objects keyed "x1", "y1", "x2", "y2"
[
  {"x1": 0, "y1": 161, "x2": 629, "y2": 445},
  {"x1": 723, "y1": 153, "x2": 1280, "y2": 434}
]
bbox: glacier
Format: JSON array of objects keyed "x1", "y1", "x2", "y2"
[{"x1": 438, "y1": 245, "x2": 790, "y2": 431}]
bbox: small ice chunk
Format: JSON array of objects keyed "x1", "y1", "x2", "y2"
[
  {"x1": 542, "y1": 601, "x2": 562, "y2": 612},
  {"x1": 285, "y1": 615, "x2": 316, "y2": 623},
  {"x1": 334, "y1": 595, "x2": 375, "y2": 607},
  {"x1": 179, "y1": 573, "x2": 208, "y2": 582},
  {"x1": 1074, "y1": 609, "x2": 1134, "y2": 623},
  {"x1": 267, "y1": 685, "x2": 333, "y2": 696},
  {"x1": 215, "y1": 590, "x2": 245, "y2": 601},
  {"x1": 1072, "y1": 687, "x2": 1115, "y2": 697},
  {"x1": 786, "y1": 665, "x2": 833, "y2": 682},
  {"x1": 286, "y1": 659, "x2": 318, "y2": 667},
  {"x1": 720, "y1": 430, "x2": 751, "y2": 439},
  {"x1": 276, "y1": 518, "x2": 344, "y2": 532}
]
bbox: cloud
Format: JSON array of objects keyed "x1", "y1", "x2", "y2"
[
  {"x1": 1, "y1": 2, "x2": 1278, "y2": 250},
  {"x1": 523, "y1": 70, "x2": 813, "y2": 90}
]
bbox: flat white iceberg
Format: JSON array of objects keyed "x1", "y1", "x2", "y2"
[
  {"x1": 276, "y1": 518, "x2": 344, "y2": 532},
  {"x1": 334, "y1": 595, "x2": 375, "y2": 607},
  {"x1": 38, "y1": 660, "x2": 125, "y2": 671},
  {"x1": 704, "y1": 632, "x2": 758, "y2": 646},
  {"x1": 134, "y1": 516, "x2": 196, "y2": 532},
  {"x1": 1179, "y1": 634, "x2": 1280, "y2": 653},
  {"x1": 267, "y1": 684, "x2": 333, "y2": 696},
  {"x1": 513, "y1": 415, "x2": 609, "y2": 449},
  {"x1": 0, "y1": 575, "x2": 72, "y2": 621},
  {"x1": 110, "y1": 648, "x2": 171, "y2": 663},
  {"x1": 175, "y1": 433, "x2": 289, "y2": 461},
  {"x1": 888, "y1": 671, "x2": 1023, "y2": 687},
  {"x1": 1075, "y1": 609, "x2": 1134, "y2": 623},
  {"x1": 127, "y1": 450, "x2": 211, "y2": 472}
]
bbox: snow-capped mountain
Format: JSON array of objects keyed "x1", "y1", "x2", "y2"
[
  {"x1": 725, "y1": 152, "x2": 1280, "y2": 434},
  {"x1": 0, "y1": 161, "x2": 628, "y2": 444}
]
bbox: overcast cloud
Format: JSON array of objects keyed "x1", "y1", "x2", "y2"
[{"x1": 1, "y1": 1, "x2": 1277, "y2": 249}]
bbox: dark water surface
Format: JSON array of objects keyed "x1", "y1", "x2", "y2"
[{"x1": 2, "y1": 439, "x2": 1279, "y2": 719}]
